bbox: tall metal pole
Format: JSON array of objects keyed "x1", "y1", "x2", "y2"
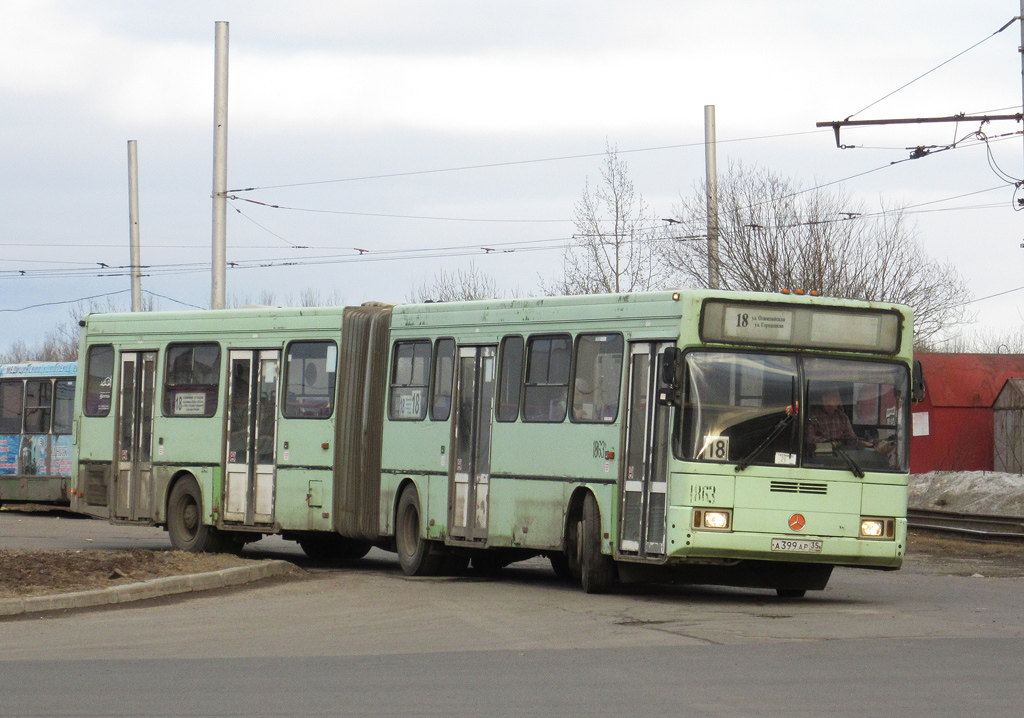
[
  {"x1": 127, "y1": 140, "x2": 142, "y2": 312},
  {"x1": 211, "y1": 21, "x2": 229, "y2": 310},
  {"x1": 1019, "y1": 0, "x2": 1024, "y2": 179},
  {"x1": 704, "y1": 105, "x2": 721, "y2": 289}
]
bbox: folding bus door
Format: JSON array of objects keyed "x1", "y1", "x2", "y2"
[
  {"x1": 224, "y1": 350, "x2": 280, "y2": 526},
  {"x1": 114, "y1": 351, "x2": 157, "y2": 521},
  {"x1": 618, "y1": 342, "x2": 673, "y2": 559},
  {"x1": 449, "y1": 345, "x2": 496, "y2": 542}
]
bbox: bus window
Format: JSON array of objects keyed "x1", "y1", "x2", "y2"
[
  {"x1": 389, "y1": 340, "x2": 431, "y2": 421},
  {"x1": 23, "y1": 379, "x2": 52, "y2": 434},
  {"x1": 681, "y1": 352, "x2": 798, "y2": 465},
  {"x1": 496, "y1": 336, "x2": 524, "y2": 422},
  {"x1": 572, "y1": 334, "x2": 624, "y2": 423},
  {"x1": 523, "y1": 335, "x2": 571, "y2": 423},
  {"x1": 164, "y1": 343, "x2": 221, "y2": 417},
  {"x1": 430, "y1": 338, "x2": 456, "y2": 421},
  {"x1": 0, "y1": 380, "x2": 23, "y2": 434},
  {"x1": 53, "y1": 379, "x2": 75, "y2": 435},
  {"x1": 803, "y1": 358, "x2": 908, "y2": 473},
  {"x1": 283, "y1": 341, "x2": 338, "y2": 419},
  {"x1": 84, "y1": 345, "x2": 114, "y2": 417}
]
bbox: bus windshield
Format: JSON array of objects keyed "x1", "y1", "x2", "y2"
[{"x1": 679, "y1": 351, "x2": 908, "y2": 473}]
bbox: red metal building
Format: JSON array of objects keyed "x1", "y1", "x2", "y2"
[{"x1": 910, "y1": 353, "x2": 1024, "y2": 473}]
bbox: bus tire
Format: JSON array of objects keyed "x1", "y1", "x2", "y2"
[
  {"x1": 580, "y1": 493, "x2": 616, "y2": 594},
  {"x1": 549, "y1": 554, "x2": 573, "y2": 580},
  {"x1": 396, "y1": 486, "x2": 443, "y2": 576},
  {"x1": 167, "y1": 476, "x2": 222, "y2": 553},
  {"x1": 299, "y1": 535, "x2": 372, "y2": 562}
]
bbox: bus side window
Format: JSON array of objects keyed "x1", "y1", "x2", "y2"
[
  {"x1": 389, "y1": 340, "x2": 431, "y2": 421},
  {"x1": 53, "y1": 379, "x2": 75, "y2": 435},
  {"x1": 523, "y1": 335, "x2": 571, "y2": 423},
  {"x1": 0, "y1": 380, "x2": 23, "y2": 434},
  {"x1": 84, "y1": 344, "x2": 114, "y2": 417},
  {"x1": 571, "y1": 333, "x2": 623, "y2": 423},
  {"x1": 430, "y1": 338, "x2": 456, "y2": 422},
  {"x1": 23, "y1": 379, "x2": 52, "y2": 434},
  {"x1": 164, "y1": 343, "x2": 222, "y2": 418},
  {"x1": 283, "y1": 341, "x2": 338, "y2": 419},
  {"x1": 496, "y1": 336, "x2": 524, "y2": 422}
]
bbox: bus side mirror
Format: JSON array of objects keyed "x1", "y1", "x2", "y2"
[
  {"x1": 657, "y1": 347, "x2": 683, "y2": 405},
  {"x1": 912, "y1": 360, "x2": 925, "y2": 403}
]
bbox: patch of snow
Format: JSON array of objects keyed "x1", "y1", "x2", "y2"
[{"x1": 909, "y1": 471, "x2": 1024, "y2": 517}]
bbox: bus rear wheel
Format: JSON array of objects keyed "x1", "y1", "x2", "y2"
[
  {"x1": 395, "y1": 486, "x2": 443, "y2": 576},
  {"x1": 167, "y1": 476, "x2": 223, "y2": 553},
  {"x1": 298, "y1": 534, "x2": 372, "y2": 562},
  {"x1": 579, "y1": 493, "x2": 616, "y2": 594}
]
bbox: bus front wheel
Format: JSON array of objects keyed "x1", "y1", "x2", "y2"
[
  {"x1": 579, "y1": 493, "x2": 616, "y2": 594},
  {"x1": 167, "y1": 476, "x2": 222, "y2": 553},
  {"x1": 395, "y1": 486, "x2": 443, "y2": 576}
]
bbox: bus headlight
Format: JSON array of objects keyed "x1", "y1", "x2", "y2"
[
  {"x1": 859, "y1": 517, "x2": 893, "y2": 539},
  {"x1": 693, "y1": 508, "x2": 732, "y2": 531}
]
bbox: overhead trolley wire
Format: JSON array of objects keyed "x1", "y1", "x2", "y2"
[
  {"x1": 227, "y1": 129, "x2": 830, "y2": 193},
  {"x1": 844, "y1": 17, "x2": 1019, "y2": 121}
]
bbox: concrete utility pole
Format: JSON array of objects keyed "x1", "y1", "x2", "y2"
[
  {"x1": 127, "y1": 140, "x2": 142, "y2": 312},
  {"x1": 211, "y1": 20, "x2": 229, "y2": 310},
  {"x1": 705, "y1": 105, "x2": 721, "y2": 289}
]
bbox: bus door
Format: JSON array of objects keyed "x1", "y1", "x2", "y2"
[
  {"x1": 449, "y1": 345, "x2": 496, "y2": 542},
  {"x1": 223, "y1": 350, "x2": 280, "y2": 525},
  {"x1": 618, "y1": 342, "x2": 673, "y2": 559},
  {"x1": 114, "y1": 351, "x2": 157, "y2": 521}
]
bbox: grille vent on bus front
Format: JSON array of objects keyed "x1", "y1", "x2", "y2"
[{"x1": 770, "y1": 480, "x2": 828, "y2": 495}]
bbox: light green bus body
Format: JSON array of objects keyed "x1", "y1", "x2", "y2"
[
  {"x1": 72, "y1": 307, "x2": 360, "y2": 546},
  {"x1": 71, "y1": 289, "x2": 913, "y2": 595}
]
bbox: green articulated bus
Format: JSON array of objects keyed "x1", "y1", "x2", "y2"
[{"x1": 71, "y1": 290, "x2": 917, "y2": 596}]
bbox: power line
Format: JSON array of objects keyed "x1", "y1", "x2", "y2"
[
  {"x1": 228, "y1": 129, "x2": 830, "y2": 193},
  {"x1": 845, "y1": 17, "x2": 1019, "y2": 121},
  {"x1": 227, "y1": 197, "x2": 572, "y2": 223},
  {"x1": 0, "y1": 289, "x2": 131, "y2": 313}
]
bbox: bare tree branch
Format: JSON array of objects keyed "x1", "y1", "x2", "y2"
[
  {"x1": 546, "y1": 144, "x2": 667, "y2": 295},
  {"x1": 659, "y1": 162, "x2": 973, "y2": 345}
]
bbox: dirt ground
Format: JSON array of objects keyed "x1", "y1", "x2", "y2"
[
  {"x1": 2, "y1": 528, "x2": 1023, "y2": 599},
  {"x1": 0, "y1": 548, "x2": 259, "y2": 599}
]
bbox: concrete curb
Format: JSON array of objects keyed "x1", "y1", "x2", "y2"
[{"x1": 0, "y1": 560, "x2": 299, "y2": 617}]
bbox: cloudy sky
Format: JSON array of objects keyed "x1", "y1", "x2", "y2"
[{"x1": 2, "y1": 1, "x2": 1023, "y2": 353}]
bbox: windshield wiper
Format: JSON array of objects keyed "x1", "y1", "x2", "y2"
[
  {"x1": 832, "y1": 445, "x2": 865, "y2": 478},
  {"x1": 735, "y1": 409, "x2": 796, "y2": 473}
]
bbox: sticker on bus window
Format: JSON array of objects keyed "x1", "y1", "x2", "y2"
[
  {"x1": 775, "y1": 452, "x2": 797, "y2": 466},
  {"x1": 173, "y1": 392, "x2": 208, "y2": 416},
  {"x1": 699, "y1": 436, "x2": 729, "y2": 461}
]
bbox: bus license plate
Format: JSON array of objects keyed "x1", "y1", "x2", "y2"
[{"x1": 771, "y1": 538, "x2": 823, "y2": 553}]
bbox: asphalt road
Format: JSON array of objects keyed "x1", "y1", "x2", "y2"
[{"x1": 2, "y1": 508, "x2": 1023, "y2": 717}]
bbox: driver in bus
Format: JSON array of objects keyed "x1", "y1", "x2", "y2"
[{"x1": 806, "y1": 387, "x2": 872, "y2": 450}]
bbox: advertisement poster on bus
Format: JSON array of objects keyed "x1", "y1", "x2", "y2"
[
  {"x1": 0, "y1": 435, "x2": 18, "y2": 475},
  {"x1": 50, "y1": 435, "x2": 72, "y2": 476}
]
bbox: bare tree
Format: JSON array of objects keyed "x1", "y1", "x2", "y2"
[
  {"x1": 299, "y1": 287, "x2": 345, "y2": 307},
  {"x1": 410, "y1": 262, "x2": 503, "y2": 303},
  {"x1": 933, "y1": 325, "x2": 1024, "y2": 354},
  {"x1": 660, "y1": 163, "x2": 972, "y2": 345},
  {"x1": 229, "y1": 289, "x2": 279, "y2": 307},
  {"x1": 546, "y1": 145, "x2": 667, "y2": 295}
]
